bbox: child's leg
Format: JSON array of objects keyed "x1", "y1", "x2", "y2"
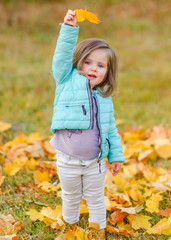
[
  {"x1": 83, "y1": 159, "x2": 107, "y2": 229},
  {"x1": 56, "y1": 152, "x2": 82, "y2": 224}
]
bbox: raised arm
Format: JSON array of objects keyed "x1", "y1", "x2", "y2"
[{"x1": 52, "y1": 10, "x2": 79, "y2": 84}]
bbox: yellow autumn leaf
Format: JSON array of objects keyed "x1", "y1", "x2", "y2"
[
  {"x1": 74, "y1": 227, "x2": 89, "y2": 240},
  {"x1": 80, "y1": 203, "x2": 89, "y2": 214},
  {"x1": 75, "y1": 9, "x2": 86, "y2": 22},
  {"x1": 4, "y1": 157, "x2": 28, "y2": 176},
  {"x1": 76, "y1": 9, "x2": 100, "y2": 24},
  {"x1": 147, "y1": 216, "x2": 171, "y2": 234},
  {"x1": 105, "y1": 196, "x2": 111, "y2": 210},
  {"x1": 51, "y1": 217, "x2": 64, "y2": 230},
  {"x1": 127, "y1": 214, "x2": 151, "y2": 230},
  {"x1": 80, "y1": 198, "x2": 89, "y2": 214},
  {"x1": 40, "y1": 205, "x2": 62, "y2": 220},
  {"x1": 42, "y1": 217, "x2": 55, "y2": 226},
  {"x1": 117, "y1": 207, "x2": 136, "y2": 215},
  {"x1": 146, "y1": 193, "x2": 163, "y2": 213},
  {"x1": 27, "y1": 158, "x2": 39, "y2": 170},
  {"x1": 138, "y1": 149, "x2": 156, "y2": 161},
  {"x1": 38, "y1": 181, "x2": 58, "y2": 193},
  {"x1": 156, "y1": 144, "x2": 171, "y2": 159},
  {"x1": 26, "y1": 209, "x2": 44, "y2": 221},
  {"x1": 112, "y1": 173, "x2": 127, "y2": 191},
  {"x1": 27, "y1": 132, "x2": 44, "y2": 142},
  {"x1": 123, "y1": 164, "x2": 138, "y2": 178},
  {"x1": 34, "y1": 170, "x2": 49, "y2": 184},
  {"x1": 0, "y1": 120, "x2": 12, "y2": 132}
]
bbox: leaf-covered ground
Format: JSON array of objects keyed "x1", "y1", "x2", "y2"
[{"x1": 0, "y1": 123, "x2": 170, "y2": 239}]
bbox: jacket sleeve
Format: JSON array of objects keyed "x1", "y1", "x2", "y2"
[
  {"x1": 107, "y1": 101, "x2": 125, "y2": 164},
  {"x1": 52, "y1": 24, "x2": 79, "y2": 84}
]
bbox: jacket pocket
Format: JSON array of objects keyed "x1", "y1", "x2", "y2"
[
  {"x1": 65, "y1": 105, "x2": 86, "y2": 115},
  {"x1": 106, "y1": 138, "x2": 111, "y2": 148}
]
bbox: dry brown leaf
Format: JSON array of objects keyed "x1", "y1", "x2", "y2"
[{"x1": 111, "y1": 209, "x2": 127, "y2": 225}]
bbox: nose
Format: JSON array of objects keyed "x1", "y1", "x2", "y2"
[{"x1": 91, "y1": 64, "x2": 97, "y2": 71}]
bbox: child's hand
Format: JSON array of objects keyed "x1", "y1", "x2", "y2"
[
  {"x1": 110, "y1": 162, "x2": 121, "y2": 176},
  {"x1": 64, "y1": 10, "x2": 77, "y2": 27}
]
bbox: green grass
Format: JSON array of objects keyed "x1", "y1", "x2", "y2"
[
  {"x1": 0, "y1": 0, "x2": 171, "y2": 239},
  {"x1": 0, "y1": 0, "x2": 170, "y2": 138}
]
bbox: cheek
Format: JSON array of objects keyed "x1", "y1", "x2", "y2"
[
  {"x1": 100, "y1": 69, "x2": 107, "y2": 79},
  {"x1": 81, "y1": 64, "x2": 87, "y2": 73}
]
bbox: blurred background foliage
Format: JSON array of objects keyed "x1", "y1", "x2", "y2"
[{"x1": 0, "y1": 0, "x2": 171, "y2": 139}]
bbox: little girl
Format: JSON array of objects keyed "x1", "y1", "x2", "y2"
[{"x1": 50, "y1": 9, "x2": 125, "y2": 240}]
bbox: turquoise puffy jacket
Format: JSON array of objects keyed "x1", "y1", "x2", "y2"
[{"x1": 51, "y1": 24, "x2": 125, "y2": 164}]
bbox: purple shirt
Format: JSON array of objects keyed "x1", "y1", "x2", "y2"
[{"x1": 49, "y1": 97, "x2": 101, "y2": 160}]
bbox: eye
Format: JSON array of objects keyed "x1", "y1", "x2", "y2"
[
  {"x1": 85, "y1": 61, "x2": 90, "y2": 65},
  {"x1": 98, "y1": 64, "x2": 103, "y2": 68}
]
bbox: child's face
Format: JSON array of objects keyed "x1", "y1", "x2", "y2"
[{"x1": 81, "y1": 48, "x2": 108, "y2": 90}]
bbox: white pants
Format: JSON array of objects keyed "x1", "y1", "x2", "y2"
[{"x1": 56, "y1": 151, "x2": 107, "y2": 229}]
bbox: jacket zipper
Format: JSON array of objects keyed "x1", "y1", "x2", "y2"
[
  {"x1": 65, "y1": 105, "x2": 86, "y2": 115},
  {"x1": 93, "y1": 94, "x2": 102, "y2": 159},
  {"x1": 86, "y1": 79, "x2": 94, "y2": 129}
]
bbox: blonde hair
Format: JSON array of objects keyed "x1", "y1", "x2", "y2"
[{"x1": 73, "y1": 38, "x2": 118, "y2": 97}]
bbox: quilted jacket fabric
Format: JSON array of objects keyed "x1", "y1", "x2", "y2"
[{"x1": 51, "y1": 23, "x2": 125, "y2": 163}]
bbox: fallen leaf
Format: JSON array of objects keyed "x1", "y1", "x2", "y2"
[
  {"x1": 26, "y1": 209, "x2": 44, "y2": 221},
  {"x1": 146, "y1": 193, "x2": 163, "y2": 213},
  {"x1": 147, "y1": 216, "x2": 171, "y2": 234},
  {"x1": 40, "y1": 205, "x2": 62, "y2": 220},
  {"x1": 38, "y1": 181, "x2": 58, "y2": 192},
  {"x1": 0, "y1": 120, "x2": 12, "y2": 132},
  {"x1": 34, "y1": 170, "x2": 49, "y2": 184},
  {"x1": 157, "y1": 208, "x2": 171, "y2": 217},
  {"x1": 127, "y1": 214, "x2": 151, "y2": 230},
  {"x1": 111, "y1": 209, "x2": 127, "y2": 225}
]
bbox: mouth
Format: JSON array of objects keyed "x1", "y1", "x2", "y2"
[{"x1": 88, "y1": 74, "x2": 97, "y2": 79}]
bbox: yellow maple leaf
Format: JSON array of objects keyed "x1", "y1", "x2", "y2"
[
  {"x1": 51, "y1": 217, "x2": 64, "y2": 230},
  {"x1": 27, "y1": 132, "x2": 44, "y2": 142},
  {"x1": 80, "y1": 198, "x2": 89, "y2": 214},
  {"x1": 76, "y1": 9, "x2": 100, "y2": 24},
  {"x1": 34, "y1": 170, "x2": 49, "y2": 184},
  {"x1": 42, "y1": 217, "x2": 55, "y2": 226},
  {"x1": 138, "y1": 149, "x2": 156, "y2": 161},
  {"x1": 156, "y1": 144, "x2": 171, "y2": 159},
  {"x1": 26, "y1": 209, "x2": 44, "y2": 221},
  {"x1": 112, "y1": 173, "x2": 127, "y2": 191},
  {"x1": 40, "y1": 205, "x2": 62, "y2": 220},
  {"x1": 127, "y1": 214, "x2": 151, "y2": 230},
  {"x1": 146, "y1": 193, "x2": 163, "y2": 213},
  {"x1": 27, "y1": 158, "x2": 39, "y2": 170},
  {"x1": 75, "y1": 9, "x2": 86, "y2": 22},
  {"x1": 38, "y1": 181, "x2": 58, "y2": 193},
  {"x1": 4, "y1": 157, "x2": 28, "y2": 176},
  {"x1": 74, "y1": 227, "x2": 89, "y2": 240},
  {"x1": 147, "y1": 216, "x2": 171, "y2": 234}
]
